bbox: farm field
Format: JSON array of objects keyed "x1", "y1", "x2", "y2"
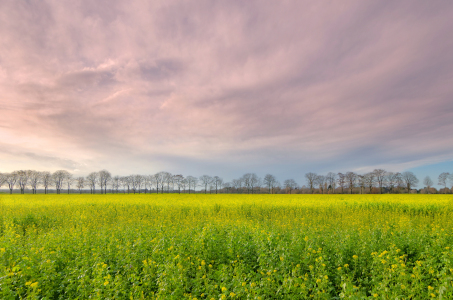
[{"x1": 1, "y1": 194, "x2": 453, "y2": 299}]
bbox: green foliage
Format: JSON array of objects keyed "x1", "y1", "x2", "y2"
[{"x1": 1, "y1": 194, "x2": 453, "y2": 299}]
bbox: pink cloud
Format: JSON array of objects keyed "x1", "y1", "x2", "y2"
[{"x1": 0, "y1": 0, "x2": 452, "y2": 179}]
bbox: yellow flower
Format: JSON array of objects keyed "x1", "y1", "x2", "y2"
[
  {"x1": 353, "y1": 255, "x2": 358, "y2": 259},
  {"x1": 242, "y1": 282, "x2": 246, "y2": 286},
  {"x1": 304, "y1": 236, "x2": 309, "y2": 241},
  {"x1": 428, "y1": 286, "x2": 434, "y2": 290},
  {"x1": 373, "y1": 293, "x2": 378, "y2": 297},
  {"x1": 344, "y1": 264, "x2": 349, "y2": 268},
  {"x1": 104, "y1": 281, "x2": 109, "y2": 286},
  {"x1": 221, "y1": 287, "x2": 227, "y2": 292},
  {"x1": 30, "y1": 282, "x2": 38, "y2": 288},
  {"x1": 230, "y1": 292, "x2": 236, "y2": 297}
]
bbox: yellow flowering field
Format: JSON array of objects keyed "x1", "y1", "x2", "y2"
[{"x1": 1, "y1": 194, "x2": 453, "y2": 299}]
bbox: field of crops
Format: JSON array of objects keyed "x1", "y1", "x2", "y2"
[{"x1": 1, "y1": 194, "x2": 453, "y2": 299}]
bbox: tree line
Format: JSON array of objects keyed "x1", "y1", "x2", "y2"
[{"x1": 0, "y1": 169, "x2": 452, "y2": 194}]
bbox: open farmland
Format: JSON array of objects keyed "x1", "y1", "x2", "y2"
[{"x1": 1, "y1": 195, "x2": 453, "y2": 299}]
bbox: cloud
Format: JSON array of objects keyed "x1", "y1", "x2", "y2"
[{"x1": 0, "y1": 0, "x2": 452, "y2": 182}]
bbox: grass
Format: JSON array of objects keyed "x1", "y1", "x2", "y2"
[{"x1": 1, "y1": 194, "x2": 453, "y2": 299}]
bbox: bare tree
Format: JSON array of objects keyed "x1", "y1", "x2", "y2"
[
  {"x1": 130, "y1": 175, "x2": 138, "y2": 194},
  {"x1": 52, "y1": 170, "x2": 69, "y2": 194},
  {"x1": 241, "y1": 173, "x2": 252, "y2": 193},
  {"x1": 337, "y1": 173, "x2": 346, "y2": 194},
  {"x1": 134, "y1": 175, "x2": 145, "y2": 194},
  {"x1": 76, "y1": 177, "x2": 85, "y2": 194},
  {"x1": 385, "y1": 172, "x2": 395, "y2": 193},
  {"x1": 386, "y1": 172, "x2": 402, "y2": 193},
  {"x1": 98, "y1": 170, "x2": 112, "y2": 194},
  {"x1": 232, "y1": 178, "x2": 243, "y2": 193},
  {"x1": 28, "y1": 170, "x2": 41, "y2": 194},
  {"x1": 438, "y1": 172, "x2": 450, "y2": 194},
  {"x1": 173, "y1": 174, "x2": 184, "y2": 194},
  {"x1": 326, "y1": 172, "x2": 337, "y2": 194},
  {"x1": 283, "y1": 179, "x2": 297, "y2": 194},
  {"x1": 263, "y1": 174, "x2": 278, "y2": 194},
  {"x1": 64, "y1": 172, "x2": 74, "y2": 194},
  {"x1": 199, "y1": 175, "x2": 213, "y2": 194},
  {"x1": 16, "y1": 170, "x2": 29, "y2": 194},
  {"x1": 212, "y1": 176, "x2": 223, "y2": 194},
  {"x1": 250, "y1": 174, "x2": 261, "y2": 194},
  {"x1": 143, "y1": 175, "x2": 153, "y2": 193},
  {"x1": 186, "y1": 176, "x2": 198, "y2": 194},
  {"x1": 86, "y1": 172, "x2": 98, "y2": 194},
  {"x1": 163, "y1": 172, "x2": 173, "y2": 193},
  {"x1": 364, "y1": 172, "x2": 375, "y2": 194},
  {"x1": 372, "y1": 169, "x2": 387, "y2": 194},
  {"x1": 423, "y1": 176, "x2": 433, "y2": 194},
  {"x1": 208, "y1": 181, "x2": 215, "y2": 194},
  {"x1": 153, "y1": 172, "x2": 165, "y2": 194},
  {"x1": 396, "y1": 173, "x2": 405, "y2": 192},
  {"x1": 41, "y1": 171, "x2": 51, "y2": 194},
  {"x1": 358, "y1": 175, "x2": 366, "y2": 194},
  {"x1": 315, "y1": 175, "x2": 326, "y2": 194},
  {"x1": 450, "y1": 174, "x2": 453, "y2": 192},
  {"x1": 223, "y1": 182, "x2": 232, "y2": 193},
  {"x1": 305, "y1": 172, "x2": 318, "y2": 194},
  {"x1": 5, "y1": 172, "x2": 18, "y2": 194},
  {"x1": 120, "y1": 176, "x2": 129, "y2": 194},
  {"x1": 111, "y1": 176, "x2": 121, "y2": 193},
  {"x1": 181, "y1": 178, "x2": 188, "y2": 193},
  {"x1": 345, "y1": 172, "x2": 357, "y2": 194},
  {"x1": 401, "y1": 171, "x2": 419, "y2": 193},
  {"x1": 128, "y1": 175, "x2": 136, "y2": 193},
  {"x1": 0, "y1": 173, "x2": 6, "y2": 191}
]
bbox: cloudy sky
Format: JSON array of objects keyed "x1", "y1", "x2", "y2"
[{"x1": 1, "y1": 0, "x2": 452, "y2": 185}]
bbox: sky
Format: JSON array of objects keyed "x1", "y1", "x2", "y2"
[{"x1": 0, "y1": 0, "x2": 452, "y2": 187}]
